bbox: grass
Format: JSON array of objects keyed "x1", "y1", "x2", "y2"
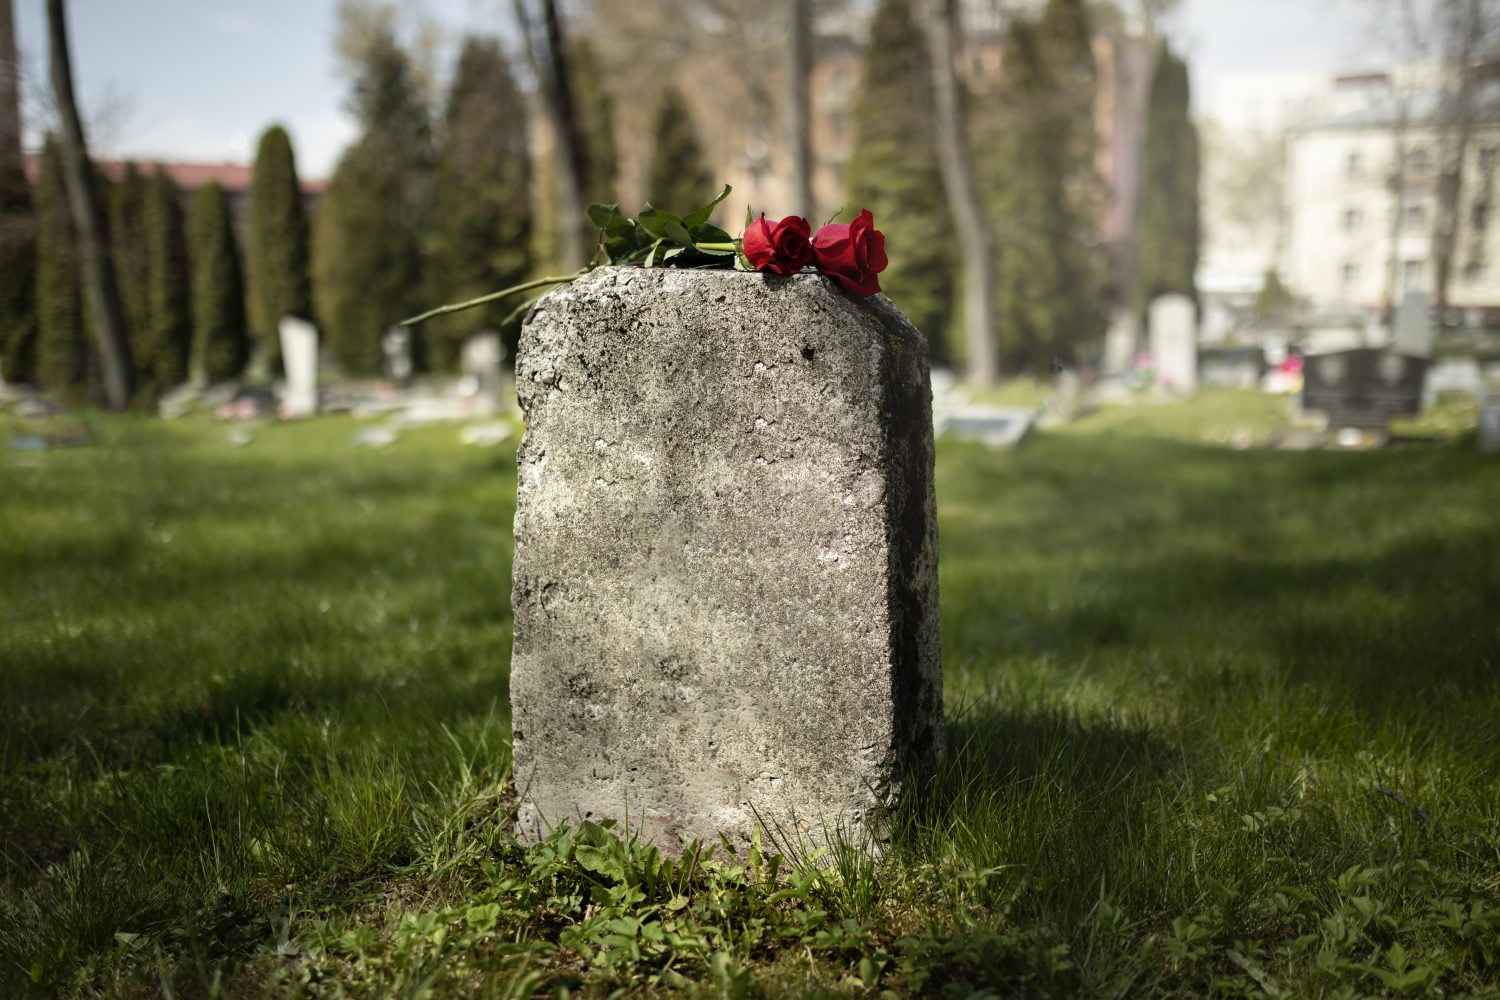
[{"x1": 2, "y1": 393, "x2": 1498, "y2": 997}]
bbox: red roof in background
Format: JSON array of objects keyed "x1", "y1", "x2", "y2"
[{"x1": 20, "y1": 155, "x2": 326, "y2": 196}]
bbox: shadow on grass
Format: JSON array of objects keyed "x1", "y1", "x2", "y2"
[{"x1": 937, "y1": 433, "x2": 1500, "y2": 734}]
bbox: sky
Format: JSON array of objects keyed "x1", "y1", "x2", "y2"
[{"x1": 13, "y1": 0, "x2": 1383, "y2": 179}]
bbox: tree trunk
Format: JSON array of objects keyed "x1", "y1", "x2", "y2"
[
  {"x1": 46, "y1": 0, "x2": 132, "y2": 409},
  {"x1": 515, "y1": 0, "x2": 590, "y2": 268},
  {"x1": 917, "y1": 0, "x2": 997, "y2": 386},
  {"x1": 784, "y1": 0, "x2": 813, "y2": 220},
  {"x1": 1, "y1": 0, "x2": 19, "y2": 164},
  {"x1": 1431, "y1": 0, "x2": 1483, "y2": 321}
]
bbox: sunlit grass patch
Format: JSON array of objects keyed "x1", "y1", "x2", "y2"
[{"x1": 2, "y1": 394, "x2": 1497, "y2": 996}]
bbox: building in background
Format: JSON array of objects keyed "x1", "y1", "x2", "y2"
[{"x1": 1280, "y1": 70, "x2": 1500, "y2": 324}]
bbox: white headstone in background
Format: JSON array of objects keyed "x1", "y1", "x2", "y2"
[
  {"x1": 460, "y1": 331, "x2": 505, "y2": 414},
  {"x1": 1393, "y1": 291, "x2": 1435, "y2": 358},
  {"x1": 1422, "y1": 356, "x2": 1484, "y2": 409},
  {"x1": 1149, "y1": 294, "x2": 1197, "y2": 393},
  {"x1": 278, "y1": 316, "x2": 319, "y2": 418},
  {"x1": 382, "y1": 326, "x2": 415, "y2": 385},
  {"x1": 1103, "y1": 310, "x2": 1138, "y2": 375}
]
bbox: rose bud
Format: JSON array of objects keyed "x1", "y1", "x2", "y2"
[
  {"x1": 742, "y1": 214, "x2": 814, "y2": 276},
  {"x1": 810, "y1": 209, "x2": 888, "y2": 297}
]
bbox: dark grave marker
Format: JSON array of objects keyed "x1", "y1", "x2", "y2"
[{"x1": 1301, "y1": 348, "x2": 1428, "y2": 430}]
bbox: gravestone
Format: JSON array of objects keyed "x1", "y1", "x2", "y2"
[
  {"x1": 1480, "y1": 398, "x2": 1500, "y2": 454},
  {"x1": 1148, "y1": 294, "x2": 1197, "y2": 393},
  {"x1": 1301, "y1": 348, "x2": 1428, "y2": 429},
  {"x1": 935, "y1": 407, "x2": 1033, "y2": 448},
  {"x1": 1392, "y1": 291, "x2": 1435, "y2": 359},
  {"x1": 1102, "y1": 310, "x2": 1138, "y2": 375},
  {"x1": 278, "y1": 316, "x2": 319, "y2": 418},
  {"x1": 460, "y1": 331, "x2": 505, "y2": 414},
  {"x1": 1421, "y1": 356, "x2": 1483, "y2": 408},
  {"x1": 510, "y1": 267, "x2": 943, "y2": 853},
  {"x1": 381, "y1": 326, "x2": 415, "y2": 386}
]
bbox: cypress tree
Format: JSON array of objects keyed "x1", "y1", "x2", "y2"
[
  {"x1": 1135, "y1": 45, "x2": 1199, "y2": 312},
  {"x1": 313, "y1": 25, "x2": 432, "y2": 375},
  {"x1": 140, "y1": 165, "x2": 190, "y2": 400},
  {"x1": 0, "y1": 50, "x2": 33, "y2": 382},
  {"x1": 108, "y1": 162, "x2": 150, "y2": 363},
  {"x1": 845, "y1": 0, "x2": 955, "y2": 362},
  {"x1": 973, "y1": 4, "x2": 1106, "y2": 372},
  {"x1": 33, "y1": 135, "x2": 85, "y2": 393},
  {"x1": 645, "y1": 85, "x2": 713, "y2": 214},
  {"x1": 188, "y1": 181, "x2": 248, "y2": 382},
  {"x1": 247, "y1": 125, "x2": 310, "y2": 367},
  {"x1": 426, "y1": 36, "x2": 531, "y2": 371}
]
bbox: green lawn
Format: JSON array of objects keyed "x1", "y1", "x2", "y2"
[{"x1": 2, "y1": 395, "x2": 1498, "y2": 997}]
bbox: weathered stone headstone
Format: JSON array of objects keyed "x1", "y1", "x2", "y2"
[
  {"x1": 1302, "y1": 347, "x2": 1428, "y2": 429},
  {"x1": 278, "y1": 316, "x2": 319, "y2": 418},
  {"x1": 1148, "y1": 294, "x2": 1196, "y2": 393},
  {"x1": 1102, "y1": 310, "x2": 1138, "y2": 376},
  {"x1": 381, "y1": 326, "x2": 415, "y2": 386},
  {"x1": 460, "y1": 331, "x2": 505, "y2": 414},
  {"x1": 1392, "y1": 291, "x2": 1435, "y2": 359},
  {"x1": 510, "y1": 268, "x2": 943, "y2": 853}
]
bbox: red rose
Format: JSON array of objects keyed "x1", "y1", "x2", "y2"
[
  {"x1": 742, "y1": 214, "x2": 814, "y2": 276},
  {"x1": 811, "y1": 209, "x2": 888, "y2": 296}
]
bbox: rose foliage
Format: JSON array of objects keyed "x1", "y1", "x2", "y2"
[{"x1": 403, "y1": 186, "x2": 890, "y2": 327}]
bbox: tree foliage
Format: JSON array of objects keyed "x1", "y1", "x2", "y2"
[
  {"x1": 314, "y1": 20, "x2": 433, "y2": 375},
  {"x1": 34, "y1": 135, "x2": 85, "y2": 393},
  {"x1": 0, "y1": 27, "x2": 34, "y2": 384},
  {"x1": 188, "y1": 181, "x2": 248, "y2": 382},
  {"x1": 1135, "y1": 44, "x2": 1199, "y2": 312},
  {"x1": 108, "y1": 162, "x2": 150, "y2": 364},
  {"x1": 424, "y1": 36, "x2": 532, "y2": 370},
  {"x1": 845, "y1": 0, "x2": 955, "y2": 362},
  {"x1": 645, "y1": 85, "x2": 713, "y2": 217},
  {"x1": 571, "y1": 37, "x2": 616, "y2": 209},
  {"x1": 247, "y1": 125, "x2": 311, "y2": 366},
  {"x1": 973, "y1": 0, "x2": 1106, "y2": 372},
  {"x1": 139, "y1": 166, "x2": 191, "y2": 401}
]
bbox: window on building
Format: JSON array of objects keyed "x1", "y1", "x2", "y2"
[
  {"x1": 1346, "y1": 151, "x2": 1362, "y2": 177},
  {"x1": 1403, "y1": 259, "x2": 1424, "y2": 287},
  {"x1": 1473, "y1": 202, "x2": 1490, "y2": 232},
  {"x1": 1343, "y1": 208, "x2": 1363, "y2": 232},
  {"x1": 1404, "y1": 203, "x2": 1427, "y2": 231},
  {"x1": 1342, "y1": 261, "x2": 1360, "y2": 286},
  {"x1": 1410, "y1": 146, "x2": 1431, "y2": 171},
  {"x1": 1481, "y1": 147, "x2": 1498, "y2": 173},
  {"x1": 1464, "y1": 259, "x2": 1486, "y2": 283}
]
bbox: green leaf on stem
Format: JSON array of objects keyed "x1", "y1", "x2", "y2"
[
  {"x1": 637, "y1": 204, "x2": 683, "y2": 239},
  {"x1": 682, "y1": 184, "x2": 732, "y2": 228}
]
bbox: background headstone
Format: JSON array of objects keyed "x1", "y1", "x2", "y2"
[
  {"x1": 460, "y1": 331, "x2": 505, "y2": 414},
  {"x1": 1392, "y1": 291, "x2": 1436, "y2": 359},
  {"x1": 1301, "y1": 347, "x2": 1427, "y2": 429},
  {"x1": 1421, "y1": 356, "x2": 1484, "y2": 409},
  {"x1": 381, "y1": 326, "x2": 415, "y2": 386},
  {"x1": 1480, "y1": 394, "x2": 1500, "y2": 454},
  {"x1": 510, "y1": 268, "x2": 943, "y2": 853},
  {"x1": 278, "y1": 316, "x2": 319, "y2": 418},
  {"x1": 1149, "y1": 294, "x2": 1197, "y2": 393}
]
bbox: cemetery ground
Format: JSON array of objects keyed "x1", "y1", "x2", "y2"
[{"x1": 2, "y1": 390, "x2": 1498, "y2": 998}]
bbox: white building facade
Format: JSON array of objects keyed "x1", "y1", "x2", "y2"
[{"x1": 1282, "y1": 73, "x2": 1500, "y2": 318}]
